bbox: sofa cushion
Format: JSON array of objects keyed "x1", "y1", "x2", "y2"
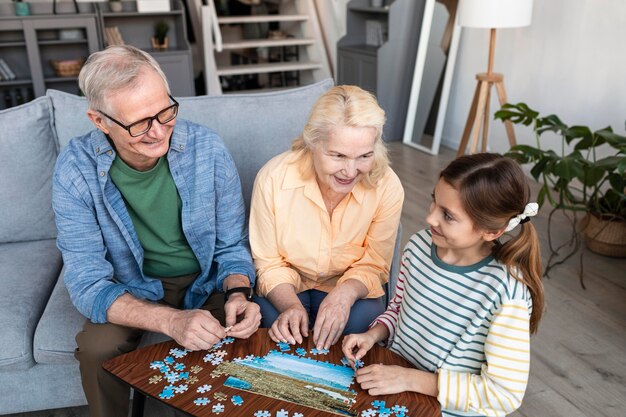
[
  {"x1": 0, "y1": 97, "x2": 58, "y2": 243},
  {"x1": 0, "y1": 239, "x2": 62, "y2": 370},
  {"x1": 177, "y1": 79, "x2": 333, "y2": 207},
  {"x1": 33, "y1": 267, "x2": 86, "y2": 365},
  {"x1": 46, "y1": 89, "x2": 93, "y2": 151}
]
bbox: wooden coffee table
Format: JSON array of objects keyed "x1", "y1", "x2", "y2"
[{"x1": 103, "y1": 328, "x2": 440, "y2": 417}]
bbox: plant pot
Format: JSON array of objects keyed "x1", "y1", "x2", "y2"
[
  {"x1": 583, "y1": 213, "x2": 626, "y2": 258},
  {"x1": 109, "y1": 1, "x2": 123, "y2": 12},
  {"x1": 151, "y1": 37, "x2": 169, "y2": 51}
]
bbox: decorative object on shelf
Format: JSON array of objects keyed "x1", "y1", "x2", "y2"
[
  {"x1": 104, "y1": 26, "x2": 125, "y2": 46},
  {"x1": 52, "y1": 0, "x2": 79, "y2": 14},
  {"x1": 137, "y1": 0, "x2": 171, "y2": 13},
  {"x1": 0, "y1": 59, "x2": 17, "y2": 81},
  {"x1": 456, "y1": 0, "x2": 533, "y2": 156},
  {"x1": 13, "y1": 0, "x2": 31, "y2": 16},
  {"x1": 370, "y1": 0, "x2": 385, "y2": 7},
  {"x1": 109, "y1": 0, "x2": 123, "y2": 13},
  {"x1": 151, "y1": 20, "x2": 169, "y2": 51},
  {"x1": 50, "y1": 58, "x2": 85, "y2": 77},
  {"x1": 495, "y1": 103, "x2": 626, "y2": 286},
  {"x1": 59, "y1": 29, "x2": 85, "y2": 40}
]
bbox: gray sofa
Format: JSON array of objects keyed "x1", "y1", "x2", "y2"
[{"x1": 0, "y1": 80, "x2": 334, "y2": 414}]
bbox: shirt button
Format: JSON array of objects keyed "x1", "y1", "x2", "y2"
[
  {"x1": 95, "y1": 147, "x2": 100, "y2": 153},
  {"x1": 100, "y1": 171, "x2": 105, "y2": 177},
  {"x1": 179, "y1": 144, "x2": 184, "y2": 150},
  {"x1": 107, "y1": 150, "x2": 113, "y2": 155}
]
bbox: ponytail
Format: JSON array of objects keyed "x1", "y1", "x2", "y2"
[{"x1": 493, "y1": 222, "x2": 544, "y2": 334}]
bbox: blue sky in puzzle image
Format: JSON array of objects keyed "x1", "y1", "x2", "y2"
[{"x1": 238, "y1": 351, "x2": 355, "y2": 390}]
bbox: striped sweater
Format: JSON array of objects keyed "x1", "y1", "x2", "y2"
[{"x1": 374, "y1": 229, "x2": 532, "y2": 417}]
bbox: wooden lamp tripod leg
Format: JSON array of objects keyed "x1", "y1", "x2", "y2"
[
  {"x1": 457, "y1": 82, "x2": 481, "y2": 157},
  {"x1": 495, "y1": 80, "x2": 517, "y2": 148}
]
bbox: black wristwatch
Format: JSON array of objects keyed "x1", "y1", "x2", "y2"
[{"x1": 224, "y1": 286, "x2": 253, "y2": 301}]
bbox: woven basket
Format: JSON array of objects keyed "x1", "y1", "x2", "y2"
[
  {"x1": 583, "y1": 213, "x2": 626, "y2": 258},
  {"x1": 50, "y1": 59, "x2": 85, "y2": 77}
]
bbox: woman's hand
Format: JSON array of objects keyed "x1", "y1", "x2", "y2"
[
  {"x1": 342, "y1": 331, "x2": 377, "y2": 367},
  {"x1": 313, "y1": 290, "x2": 352, "y2": 350},
  {"x1": 269, "y1": 303, "x2": 309, "y2": 344}
]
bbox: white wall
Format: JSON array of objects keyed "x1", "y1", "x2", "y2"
[
  {"x1": 441, "y1": 0, "x2": 626, "y2": 153},
  {"x1": 313, "y1": 0, "x2": 350, "y2": 77}
]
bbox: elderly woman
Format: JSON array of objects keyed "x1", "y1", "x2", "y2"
[{"x1": 250, "y1": 85, "x2": 404, "y2": 350}]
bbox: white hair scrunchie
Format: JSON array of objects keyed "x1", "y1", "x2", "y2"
[{"x1": 505, "y1": 202, "x2": 539, "y2": 232}]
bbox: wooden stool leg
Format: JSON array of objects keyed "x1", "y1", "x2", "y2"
[
  {"x1": 495, "y1": 80, "x2": 517, "y2": 147},
  {"x1": 457, "y1": 81, "x2": 481, "y2": 157},
  {"x1": 469, "y1": 80, "x2": 489, "y2": 154},
  {"x1": 481, "y1": 82, "x2": 492, "y2": 152}
]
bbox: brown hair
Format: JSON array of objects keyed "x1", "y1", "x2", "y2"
[
  {"x1": 440, "y1": 153, "x2": 544, "y2": 333},
  {"x1": 291, "y1": 85, "x2": 389, "y2": 187}
]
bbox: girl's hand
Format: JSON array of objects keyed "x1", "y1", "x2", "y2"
[
  {"x1": 269, "y1": 303, "x2": 309, "y2": 345},
  {"x1": 356, "y1": 364, "x2": 416, "y2": 395},
  {"x1": 342, "y1": 332, "x2": 376, "y2": 367}
]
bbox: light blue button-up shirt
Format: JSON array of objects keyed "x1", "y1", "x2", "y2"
[{"x1": 52, "y1": 119, "x2": 255, "y2": 323}]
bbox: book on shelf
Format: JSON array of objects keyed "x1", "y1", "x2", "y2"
[{"x1": 0, "y1": 59, "x2": 16, "y2": 81}]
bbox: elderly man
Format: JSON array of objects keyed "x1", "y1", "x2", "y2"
[{"x1": 52, "y1": 45, "x2": 260, "y2": 417}]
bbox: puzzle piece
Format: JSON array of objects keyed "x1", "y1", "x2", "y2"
[
  {"x1": 245, "y1": 354, "x2": 256, "y2": 360},
  {"x1": 340, "y1": 357, "x2": 351, "y2": 366},
  {"x1": 379, "y1": 407, "x2": 391, "y2": 416},
  {"x1": 203, "y1": 353, "x2": 215, "y2": 362},
  {"x1": 254, "y1": 411, "x2": 271, "y2": 417},
  {"x1": 277, "y1": 409, "x2": 289, "y2": 417},
  {"x1": 391, "y1": 405, "x2": 408, "y2": 415},
  {"x1": 190, "y1": 365, "x2": 203, "y2": 374},
  {"x1": 231, "y1": 395, "x2": 244, "y2": 406},
  {"x1": 210, "y1": 369, "x2": 225, "y2": 378},
  {"x1": 158, "y1": 386, "x2": 175, "y2": 400},
  {"x1": 210, "y1": 357, "x2": 224, "y2": 366},
  {"x1": 194, "y1": 397, "x2": 210, "y2": 406},
  {"x1": 174, "y1": 384, "x2": 189, "y2": 394},
  {"x1": 150, "y1": 360, "x2": 165, "y2": 370},
  {"x1": 197, "y1": 384, "x2": 212, "y2": 393},
  {"x1": 213, "y1": 350, "x2": 228, "y2": 358},
  {"x1": 379, "y1": 413, "x2": 390, "y2": 417},
  {"x1": 173, "y1": 363, "x2": 185, "y2": 371},
  {"x1": 277, "y1": 342, "x2": 291, "y2": 352},
  {"x1": 293, "y1": 413, "x2": 304, "y2": 417},
  {"x1": 360, "y1": 409, "x2": 377, "y2": 417},
  {"x1": 210, "y1": 341, "x2": 224, "y2": 350},
  {"x1": 163, "y1": 356, "x2": 175, "y2": 365},
  {"x1": 212, "y1": 403, "x2": 225, "y2": 413},
  {"x1": 213, "y1": 391, "x2": 227, "y2": 401},
  {"x1": 188, "y1": 375, "x2": 199, "y2": 384},
  {"x1": 148, "y1": 375, "x2": 163, "y2": 384},
  {"x1": 164, "y1": 371, "x2": 180, "y2": 383},
  {"x1": 371, "y1": 400, "x2": 386, "y2": 409},
  {"x1": 295, "y1": 348, "x2": 307, "y2": 356},
  {"x1": 222, "y1": 336, "x2": 235, "y2": 344},
  {"x1": 310, "y1": 348, "x2": 329, "y2": 355},
  {"x1": 179, "y1": 371, "x2": 189, "y2": 380},
  {"x1": 169, "y1": 347, "x2": 189, "y2": 358},
  {"x1": 355, "y1": 359, "x2": 365, "y2": 369}
]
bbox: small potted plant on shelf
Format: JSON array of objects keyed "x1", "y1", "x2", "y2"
[
  {"x1": 495, "y1": 103, "x2": 626, "y2": 287},
  {"x1": 151, "y1": 21, "x2": 170, "y2": 51},
  {"x1": 109, "y1": 0, "x2": 123, "y2": 13}
]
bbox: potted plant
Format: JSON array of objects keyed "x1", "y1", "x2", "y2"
[
  {"x1": 151, "y1": 21, "x2": 170, "y2": 51},
  {"x1": 495, "y1": 103, "x2": 626, "y2": 287}
]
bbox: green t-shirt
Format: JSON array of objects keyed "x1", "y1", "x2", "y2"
[{"x1": 109, "y1": 156, "x2": 200, "y2": 278}]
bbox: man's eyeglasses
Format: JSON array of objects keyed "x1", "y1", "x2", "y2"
[{"x1": 98, "y1": 95, "x2": 179, "y2": 137}]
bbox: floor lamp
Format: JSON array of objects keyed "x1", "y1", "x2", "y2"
[{"x1": 456, "y1": 0, "x2": 533, "y2": 156}]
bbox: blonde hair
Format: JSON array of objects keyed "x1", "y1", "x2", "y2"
[
  {"x1": 291, "y1": 85, "x2": 389, "y2": 187},
  {"x1": 441, "y1": 153, "x2": 544, "y2": 334}
]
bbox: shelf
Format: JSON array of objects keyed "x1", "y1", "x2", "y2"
[
  {"x1": 0, "y1": 41, "x2": 26, "y2": 48},
  {"x1": 348, "y1": 5, "x2": 390, "y2": 13},
  {"x1": 216, "y1": 61, "x2": 322, "y2": 76},
  {"x1": 37, "y1": 39, "x2": 88, "y2": 46},
  {"x1": 101, "y1": 10, "x2": 183, "y2": 18},
  {"x1": 339, "y1": 44, "x2": 380, "y2": 55},
  {"x1": 44, "y1": 76, "x2": 79, "y2": 83},
  {"x1": 218, "y1": 15, "x2": 309, "y2": 24},
  {"x1": 220, "y1": 38, "x2": 315, "y2": 50},
  {"x1": 0, "y1": 79, "x2": 33, "y2": 87}
]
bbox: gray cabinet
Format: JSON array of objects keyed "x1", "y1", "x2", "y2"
[{"x1": 337, "y1": 0, "x2": 427, "y2": 141}]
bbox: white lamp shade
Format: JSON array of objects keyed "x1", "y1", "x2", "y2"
[{"x1": 459, "y1": 0, "x2": 533, "y2": 28}]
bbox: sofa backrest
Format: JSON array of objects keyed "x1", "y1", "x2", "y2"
[{"x1": 47, "y1": 79, "x2": 334, "y2": 208}]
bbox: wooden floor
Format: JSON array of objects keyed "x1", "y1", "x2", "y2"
[{"x1": 9, "y1": 142, "x2": 626, "y2": 417}]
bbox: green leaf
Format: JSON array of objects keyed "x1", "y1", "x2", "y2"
[
  {"x1": 495, "y1": 103, "x2": 538, "y2": 125},
  {"x1": 536, "y1": 186, "x2": 547, "y2": 208},
  {"x1": 618, "y1": 158, "x2": 626, "y2": 174},
  {"x1": 530, "y1": 157, "x2": 551, "y2": 180},
  {"x1": 580, "y1": 165, "x2": 606, "y2": 187},
  {"x1": 508, "y1": 144, "x2": 543, "y2": 159},
  {"x1": 596, "y1": 128, "x2": 626, "y2": 150},
  {"x1": 608, "y1": 172, "x2": 626, "y2": 194},
  {"x1": 594, "y1": 156, "x2": 621, "y2": 171},
  {"x1": 554, "y1": 157, "x2": 584, "y2": 181}
]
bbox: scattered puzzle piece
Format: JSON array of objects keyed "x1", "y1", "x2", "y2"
[
  {"x1": 360, "y1": 409, "x2": 377, "y2": 417},
  {"x1": 197, "y1": 384, "x2": 212, "y2": 393},
  {"x1": 213, "y1": 391, "x2": 227, "y2": 401},
  {"x1": 190, "y1": 365, "x2": 203, "y2": 374},
  {"x1": 379, "y1": 407, "x2": 391, "y2": 415},
  {"x1": 163, "y1": 356, "x2": 175, "y2": 365},
  {"x1": 277, "y1": 409, "x2": 289, "y2": 417},
  {"x1": 254, "y1": 411, "x2": 271, "y2": 417},
  {"x1": 392, "y1": 405, "x2": 408, "y2": 415},
  {"x1": 340, "y1": 357, "x2": 350, "y2": 366},
  {"x1": 203, "y1": 353, "x2": 215, "y2": 362},
  {"x1": 310, "y1": 348, "x2": 329, "y2": 355},
  {"x1": 222, "y1": 336, "x2": 235, "y2": 344},
  {"x1": 277, "y1": 342, "x2": 291, "y2": 352},
  {"x1": 210, "y1": 369, "x2": 225, "y2": 378},
  {"x1": 194, "y1": 397, "x2": 210, "y2": 406},
  {"x1": 148, "y1": 375, "x2": 162, "y2": 384},
  {"x1": 150, "y1": 360, "x2": 165, "y2": 369},
  {"x1": 158, "y1": 386, "x2": 175, "y2": 400},
  {"x1": 371, "y1": 400, "x2": 386, "y2": 409},
  {"x1": 355, "y1": 359, "x2": 364, "y2": 369},
  {"x1": 169, "y1": 348, "x2": 189, "y2": 358},
  {"x1": 213, "y1": 350, "x2": 228, "y2": 358},
  {"x1": 173, "y1": 363, "x2": 185, "y2": 371},
  {"x1": 293, "y1": 413, "x2": 304, "y2": 417},
  {"x1": 179, "y1": 371, "x2": 189, "y2": 380},
  {"x1": 212, "y1": 403, "x2": 225, "y2": 413},
  {"x1": 210, "y1": 357, "x2": 224, "y2": 366},
  {"x1": 188, "y1": 375, "x2": 199, "y2": 384},
  {"x1": 174, "y1": 384, "x2": 189, "y2": 394},
  {"x1": 295, "y1": 348, "x2": 307, "y2": 356},
  {"x1": 231, "y1": 395, "x2": 244, "y2": 406}
]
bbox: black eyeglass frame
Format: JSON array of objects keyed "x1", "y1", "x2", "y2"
[{"x1": 98, "y1": 95, "x2": 179, "y2": 137}]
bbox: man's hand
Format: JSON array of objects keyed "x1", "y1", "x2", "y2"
[
  {"x1": 166, "y1": 309, "x2": 226, "y2": 351},
  {"x1": 224, "y1": 293, "x2": 261, "y2": 339},
  {"x1": 269, "y1": 303, "x2": 309, "y2": 345}
]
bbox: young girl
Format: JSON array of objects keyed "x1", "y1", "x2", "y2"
[{"x1": 342, "y1": 153, "x2": 544, "y2": 417}]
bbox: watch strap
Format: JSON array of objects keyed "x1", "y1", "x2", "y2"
[{"x1": 224, "y1": 286, "x2": 253, "y2": 301}]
